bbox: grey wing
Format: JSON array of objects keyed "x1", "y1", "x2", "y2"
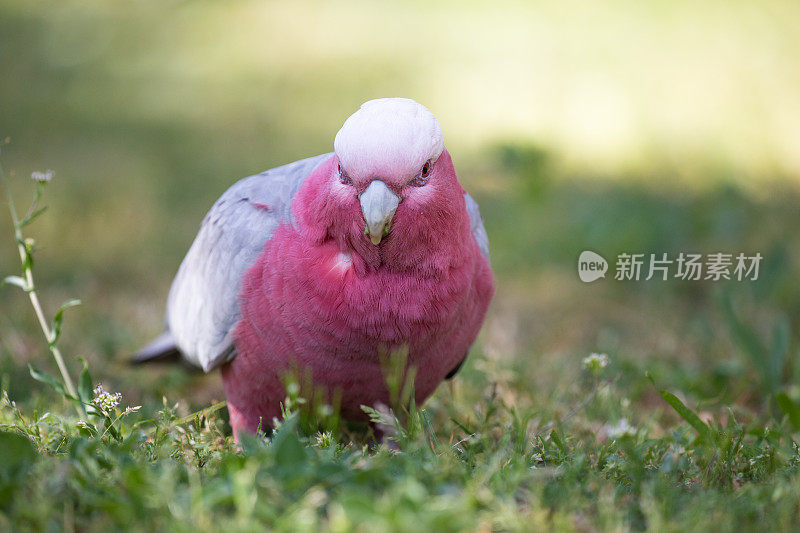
[
  {"x1": 166, "y1": 153, "x2": 332, "y2": 372},
  {"x1": 444, "y1": 195, "x2": 490, "y2": 382},
  {"x1": 464, "y1": 193, "x2": 490, "y2": 260}
]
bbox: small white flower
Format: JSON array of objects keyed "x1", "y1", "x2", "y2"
[
  {"x1": 605, "y1": 418, "x2": 636, "y2": 439},
  {"x1": 315, "y1": 431, "x2": 335, "y2": 449},
  {"x1": 30, "y1": 170, "x2": 54, "y2": 182},
  {"x1": 582, "y1": 352, "x2": 610, "y2": 372},
  {"x1": 91, "y1": 383, "x2": 122, "y2": 412}
]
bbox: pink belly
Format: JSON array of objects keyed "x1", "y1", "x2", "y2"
[{"x1": 222, "y1": 226, "x2": 494, "y2": 437}]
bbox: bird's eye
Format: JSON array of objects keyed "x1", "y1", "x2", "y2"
[
  {"x1": 338, "y1": 162, "x2": 353, "y2": 185},
  {"x1": 409, "y1": 160, "x2": 432, "y2": 187},
  {"x1": 421, "y1": 161, "x2": 431, "y2": 177}
]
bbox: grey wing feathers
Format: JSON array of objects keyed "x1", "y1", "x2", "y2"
[
  {"x1": 165, "y1": 153, "x2": 332, "y2": 372},
  {"x1": 464, "y1": 194, "x2": 490, "y2": 260}
]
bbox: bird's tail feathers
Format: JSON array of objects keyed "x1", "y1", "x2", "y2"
[{"x1": 131, "y1": 331, "x2": 181, "y2": 364}]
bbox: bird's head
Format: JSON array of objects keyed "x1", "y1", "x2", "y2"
[{"x1": 296, "y1": 98, "x2": 470, "y2": 273}]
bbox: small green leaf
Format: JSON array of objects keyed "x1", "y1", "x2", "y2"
[
  {"x1": 19, "y1": 205, "x2": 47, "y2": 227},
  {"x1": 28, "y1": 365, "x2": 74, "y2": 400},
  {"x1": 550, "y1": 430, "x2": 569, "y2": 455},
  {"x1": 270, "y1": 415, "x2": 307, "y2": 468},
  {"x1": 776, "y1": 392, "x2": 800, "y2": 431},
  {"x1": 51, "y1": 298, "x2": 81, "y2": 345},
  {"x1": 78, "y1": 358, "x2": 93, "y2": 405},
  {"x1": 76, "y1": 422, "x2": 98, "y2": 439},
  {"x1": 21, "y1": 239, "x2": 35, "y2": 271},
  {"x1": 1, "y1": 275, "x2": 29, "y2": 291}
]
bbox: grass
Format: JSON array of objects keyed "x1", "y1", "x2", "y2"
[{"x1": 2, "y1": 146, "x2": 800, "y2": 532}]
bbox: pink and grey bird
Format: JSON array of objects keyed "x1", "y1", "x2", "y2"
[{"x1": 137, "y1": 98, "x2": 495, "y2": 439}]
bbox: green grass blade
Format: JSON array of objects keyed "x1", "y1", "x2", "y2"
[
  {"x1": 658, "y1": 390, "x2": 712, "y2": 441},
  {"x1": 648, "y1": 372, "x2": 712, "y2": 441},
  {"x1": 720, "y1": 292, "x2": 772, "y2": 391},
  {"x1": 769, "y1": 319, "x2": 790, "y2": 390}
]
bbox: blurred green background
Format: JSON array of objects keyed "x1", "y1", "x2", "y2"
[{"x1": 1, "y1": 0, "x2": 799, "y2": 415}]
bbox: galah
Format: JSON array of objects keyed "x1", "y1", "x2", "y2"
[{"x1": 137, "y1": 98, "x2": 495, "y2": 440}]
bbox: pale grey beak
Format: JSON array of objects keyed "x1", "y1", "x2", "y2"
[{"x1": 359, "y1": 180, "x2": 401, "y2": 245}]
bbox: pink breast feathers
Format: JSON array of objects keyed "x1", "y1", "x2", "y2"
[{"x1": 223, "y1": 219, "x2": 493, "y2": 439}]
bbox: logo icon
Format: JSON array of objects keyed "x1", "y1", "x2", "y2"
[{"x1": 578, "y1": 251, "x2": 608, "y2": 282}]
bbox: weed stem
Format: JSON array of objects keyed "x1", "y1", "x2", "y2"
[{"x1": 1, "y1": 156, "x2": 83, "y2": 415}]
